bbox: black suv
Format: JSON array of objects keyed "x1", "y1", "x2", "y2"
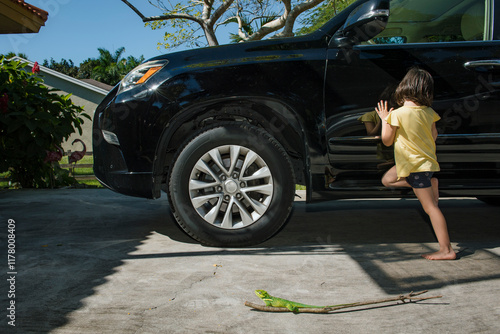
[{"x1": 93, "y1": 0, "x2": 500, "y2": 246}]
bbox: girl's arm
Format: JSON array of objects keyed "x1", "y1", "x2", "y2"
[
  {"x1": 364, "y1": 121, "x2": 381, "y2": 136},
  {"x1": 432, "y1": 122, "x2": 438, "y2": 141},
  {"x1": 375, "y1": 100, "x2": 396, "y2": 146}
]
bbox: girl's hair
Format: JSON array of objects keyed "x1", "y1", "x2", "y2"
[{"x1": 394, "y1": 67, "x2": 434, "y2": 106}]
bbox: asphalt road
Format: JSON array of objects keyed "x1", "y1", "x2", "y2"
[{"x1": 1, "y1": 189, "x2": 499, "y2": 333}]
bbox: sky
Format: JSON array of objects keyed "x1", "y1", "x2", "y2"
[{"x1": 0, "y1": 0, "x2": 229, "y2": 65}]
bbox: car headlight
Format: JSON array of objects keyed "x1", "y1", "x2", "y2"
[{"x1": 119, "y1": 59, "x2": 168, "y2": 93}]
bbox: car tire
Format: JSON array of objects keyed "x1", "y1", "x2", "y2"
[{"x1": 168, "y1": 123, "x2": 295, "y2": 247}]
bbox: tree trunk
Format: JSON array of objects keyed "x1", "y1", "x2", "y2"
[{"x1": 203, "y1": 25, "x2": 219, "y2": 46}]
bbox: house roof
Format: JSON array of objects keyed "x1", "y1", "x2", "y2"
[
  {"x1": 10, "y1": 57, "x2": 112, "y2": 96},
  {"x1": 0, "y1": 0, "x2": 49, "y2": 34},
  {"x1": 10, "y1": 0, "x2": 48, "y2": 21},
  {"x1": 80, "y1": 79, "x2": 114, "y2": 92}
]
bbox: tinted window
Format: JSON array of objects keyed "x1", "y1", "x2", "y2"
[{"x1": 364, "y1": 0, "x2": 486, "y2": 44}]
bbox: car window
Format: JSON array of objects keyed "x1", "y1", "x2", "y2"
[{"x1": 363, "y1": 0, "x2": 488, "y2": 45}]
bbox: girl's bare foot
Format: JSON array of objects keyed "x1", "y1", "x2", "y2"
[{"x1": 421, "y1": 249, "x2": 457, "y2": 260}]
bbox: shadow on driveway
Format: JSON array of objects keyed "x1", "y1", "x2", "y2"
[{"x1": 0, "y1": 189, "x2": 499, "y2": 332}]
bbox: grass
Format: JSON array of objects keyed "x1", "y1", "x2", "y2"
[
  {"x1": 62, "y1": 155, "x2": 93, "y2": 174},
  {"x1": 0, "y1": 171, "x2": 10, "y2": 188},
  {"x1": 62, "y1": 154, "x2": 102, "y2": 188},
  {"x1": 0, "y1": 154, "x2": 102, "y2": 189}
]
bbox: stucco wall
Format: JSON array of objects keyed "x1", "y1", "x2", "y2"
[{"x1": 40, "y1": 75, "x2": 106, "y2": 154}]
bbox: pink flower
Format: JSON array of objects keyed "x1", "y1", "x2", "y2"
[
  {"x1": 0, "y1": 93, "x2": 8, "y2": 114},
  {"x1": 32, "y1": 61, "x2": 40, "y2": 74}
]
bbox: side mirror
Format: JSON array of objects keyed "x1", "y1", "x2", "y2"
[{"x1": 338, "y1": 0, "x2": 390, "y2": 43}]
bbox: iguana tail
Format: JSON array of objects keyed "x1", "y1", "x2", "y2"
[{"x1": 325, "y1": 302, "x2": 359, "y2": 308}]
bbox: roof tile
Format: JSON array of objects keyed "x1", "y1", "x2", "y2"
[{"x1": 10, "y1": 0, "x2": 49, "y2": 22}]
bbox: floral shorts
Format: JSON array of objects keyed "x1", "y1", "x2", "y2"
[{"x1": 406, "y1": 172, "x2": 434, "y2": 189}]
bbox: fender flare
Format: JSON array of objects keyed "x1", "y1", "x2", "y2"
[{"x1": 152, "y1": 97, "x2": 313, "y2": 199}]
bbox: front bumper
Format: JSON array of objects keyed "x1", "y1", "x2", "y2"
[{"x1": 93, "y1": 131, "x2": 155, "y2": 199}]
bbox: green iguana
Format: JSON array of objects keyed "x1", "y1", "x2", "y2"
[
  {"x1": 255, "y1": 290, "x2": 350, "y2": 313},
  {"x1": 250, "y1": 290, "x2": 442, "y2": 314}
]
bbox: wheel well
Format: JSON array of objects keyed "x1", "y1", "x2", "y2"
[{"x1": 156, "y1": 100, "x2": 308, "y2": 188}]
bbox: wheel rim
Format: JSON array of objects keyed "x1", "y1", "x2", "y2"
[{"x1": 188, "y1": 145, "x2": 274, "y2": 229}]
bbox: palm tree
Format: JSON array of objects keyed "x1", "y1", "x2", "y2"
[
  {"x1": 1, "y1": 52, "x2": 29, "y2": 59},
  {"x1": 92, "y1": 47, "x2": 127, "y2": 85},
  {"x1": 123, "y1": 55, "x2": 145, "y2": 73}
]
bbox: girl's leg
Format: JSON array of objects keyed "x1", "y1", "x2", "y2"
[
  {"x1": 413, "y1": 187, "x2": 456, "y2": 260},
  {"x1": 431, "y1": 177, "x2": 439, "y2": 205},
  {"x1": 381, "y1": 165, "x2": 411, "y2": 188}
]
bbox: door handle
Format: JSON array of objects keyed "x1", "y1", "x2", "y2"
[{"x1": 464, "y1": 60, "x2": 500, "y2": 69}]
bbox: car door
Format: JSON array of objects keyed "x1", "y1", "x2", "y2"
[{"x1": 324, "y1": 0, "x2": 500, "y2": 193}]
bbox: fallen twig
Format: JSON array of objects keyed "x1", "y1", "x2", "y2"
[{"x1": 244, "y1": 290, "x2": 442, "y2": 313}]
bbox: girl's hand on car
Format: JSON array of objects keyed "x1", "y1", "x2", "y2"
[{"x1": 375, "y1": 100, "x2": 393, "y2": 121}]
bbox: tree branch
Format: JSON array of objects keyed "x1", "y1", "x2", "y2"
[
  {"x1": 122, "y1": 0, "x2": 204, "y2": 25},
  {"x1": 244, "y1": 0, "x2": 290, "y2": 41},
  {"x1": 244, "y1": 302, "x2": 332, "y2": 313},
  {"x1": 235, "y1": 5, "x2": 248, "y2": 40},
  {"x1": 201, "y1": 0, "x2": 213, "y2": 21},
  {"x1": 142, "y1": 13, "x2": 203, "y2": 25},
  {"x1": 121, "y1": 0, "x2": 146, "y2": 20},
  {"x1": 208, "y1": 0, "x2": 235, "y2": 28},
  {"x1": 123, "y1": 0, "x2": 328, "y2": 48},
  {"x1": 244, "y1": 290, "x2": 443, "y2": 313},
  {"x1": 275, "y1": 0, "x2": 325, "y2": 38}
]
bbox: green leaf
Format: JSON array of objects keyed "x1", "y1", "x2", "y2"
[
  {"x1": 18, "y1": 129, "x2": 32, "y2": 144},
  {"x1": 25, "y1": 120, "x2": 37, "y2": 131},
  {"x1": 7, "y1": 120, "x2": 23, "y2": 133}
]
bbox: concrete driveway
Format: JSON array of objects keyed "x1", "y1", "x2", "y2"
[{"x1": 1, "y1": 189, "x2": 499, "y2": 333}]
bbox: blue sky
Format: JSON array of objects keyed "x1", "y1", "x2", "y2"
[{"x1": 1, "y1": 0, "x2": 231, "y2": 65}]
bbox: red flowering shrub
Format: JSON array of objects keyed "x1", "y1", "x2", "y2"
[
  {"x1": 0, "y1": 57, "x2": 91, "y2": 188},
  {"x1": 32, "y1": 61, "x2": 40, "y2": 74}
]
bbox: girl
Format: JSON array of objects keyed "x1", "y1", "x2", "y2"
[{"x1": 375, "y1": 67, "x2": 456, "y2": 260}]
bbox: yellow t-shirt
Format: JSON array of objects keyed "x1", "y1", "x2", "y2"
[
  {"x1": 358, "y1": 110, "x2": 380, "y2": 126},
  {"x1": 385, "y1": 106, "x2": 440, "y2": 178}
]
